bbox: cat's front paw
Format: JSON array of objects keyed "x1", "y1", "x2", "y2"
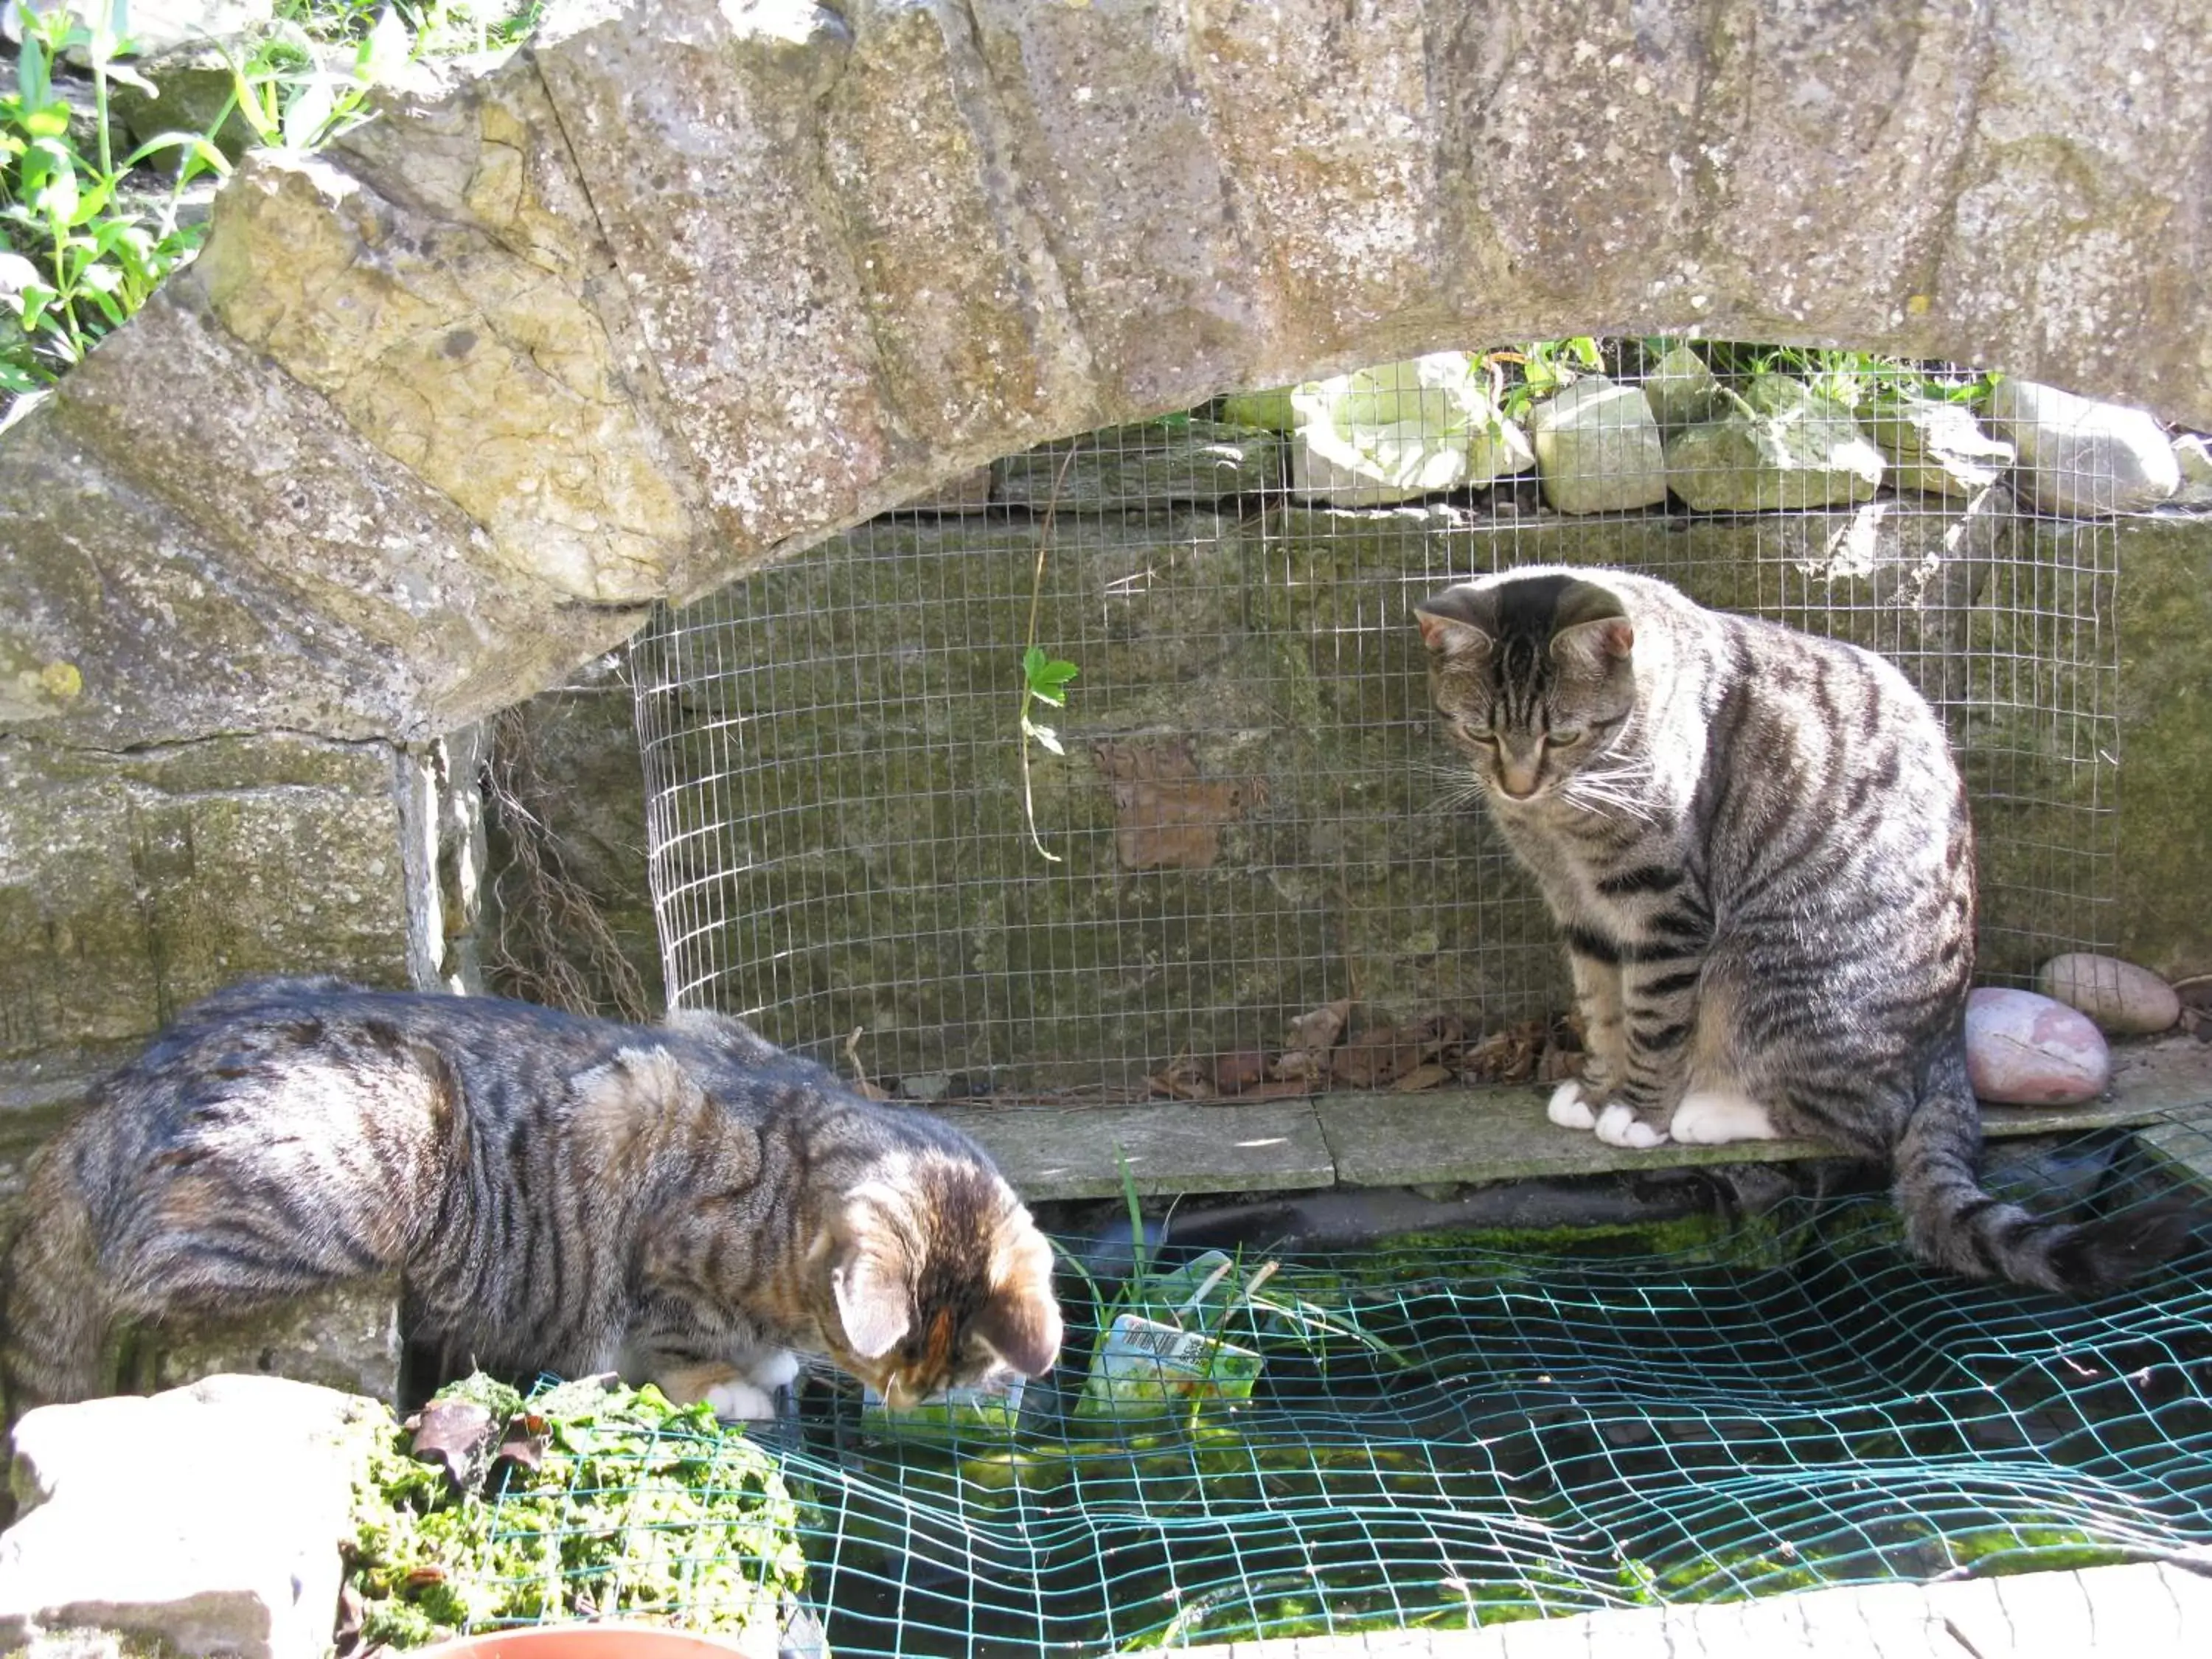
[
  {"x1": 744, "y1": 1349, "x2": 801, "y2": 1391},
  {"x1": 1547, "y1": 1079, "x2": 1600, "y2": 1130},
  {"x1": 1593, "y1": 1102, "x2": 1669, "y2": 1150},
  {"x1": 703, "y1": 1378, "x2": 780, "y2": 1422}
]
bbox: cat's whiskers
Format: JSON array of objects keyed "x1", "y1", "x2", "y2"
[{"x1": 1559, "y1": 761, "x2": 1658, "y2": 824}]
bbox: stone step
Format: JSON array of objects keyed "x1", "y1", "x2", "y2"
[{"x1": 939, "y1": 1034, "x2": 2212, "y2": 1203}]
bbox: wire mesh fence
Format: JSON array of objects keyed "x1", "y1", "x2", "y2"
[
  {"x1": 454, "y1": 1112, "x2": 2212, "y2": 1655},
  {"x1": 633, "y1": 340, "x2": 2144, "y2": 1097}
]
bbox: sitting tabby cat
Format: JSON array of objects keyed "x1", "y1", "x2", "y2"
[
  {"x1": 1416, "y1": 567, "x2": 2191, "y2": 1296},
  {"x1": 1, "y1": 978, "x2": 1061, "y2": 1419}
]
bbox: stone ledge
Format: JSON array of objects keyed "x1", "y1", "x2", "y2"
[{"x1": 942, "y1": 1035, "x2": 2212, "y2": 1203}]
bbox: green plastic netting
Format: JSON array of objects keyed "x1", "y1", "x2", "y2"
[{"x1": 468, "y1": 1112, "x2": 2212, "y2": 1655}]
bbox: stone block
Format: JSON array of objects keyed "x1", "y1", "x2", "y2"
[
  {"x1": 1988, "y1": 379, "x2": 2180, "y2": 516},
  {"x1": 0, "y1": 1374, "x2": 390, "y2": 1659},
  {"x1": 996, "y1": 420, "x2": 1284, "y2": 510},
  {"x1": 112, "y1": 1278, "x2": 404, "y2": 1410},
  {"x1": 0, "y1": 734, "x2": 411, "y2": 1063},
  {"x1": 1529, "y1": 378, "x2": 1669, "y2": 515}
]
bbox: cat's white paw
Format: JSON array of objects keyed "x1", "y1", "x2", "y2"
[
  {"x1": 1594, "y1": 1102, "x2": 1669, "y2": 1150},
  {"x1": 1547, "y1": 1079, "x2": 1599, "y2": 1130},
  {"x1": 1669, "y1": 1090, "x2": 1780, "y2": 1145},
  {"x1": 703, "y1": 1379, "x2": 779, "y2": 1422},
  {"x1": 744, "y1": 1349, "x2": 801, "y2": 1391}
]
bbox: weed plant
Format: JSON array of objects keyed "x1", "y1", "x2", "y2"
[{"x1": 0, "y1": 0, "x2": 538, "y2": 408}]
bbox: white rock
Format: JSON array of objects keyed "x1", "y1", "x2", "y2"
[
  {"x1": 1986, "y1": 378, "x2": 2179, "y2": 516},
  {"x1": 1528, "y1": 378, "x2": 1669, "y2": 515},
  {"x1": 2, "y1": 0, "x2": 274, "y2": 55},
  {"x1": 2171, "y1": 433, "x2": 2212, "y2": 507},
  {"x1": 1663, "y1": 376, "x2": 1885, "y2": 512},
  {"x1": 2036, "y1": 953, "x2": 2181, "y2": 1035},
  {"x1": 1862, "y1": 396, "x2": 2016, "y2": 498},
  {"x1": 1964, "y1": 987, "x2": 2112, "y2": 1106},
  {"x1": 1290, "y1": 353, "x2": 1531, "y2": 505},
  {"x1": 0, "y1": 1375, "x2": 390, "y2": 1659},
  {"x1": 1643, "y1": 344, "x2": 1721, "y2": 436}
]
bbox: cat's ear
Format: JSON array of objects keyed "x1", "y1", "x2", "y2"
[
  {"x1": 1551, "y1": 616, "x2": 1635, "y2": 667},
  {"x1": 972, "y1": 1287, "x2": 1063, "y2": 1379},
  {"x1": 974, "y1": 1228, "x2": 1063, "y2": 1377},
  {"x1": 1416, "y1": 588, "x2": 1495, "y2": 659},
  {"x1": 831, "y1": 1238, "x2": 912, "y2": 1360},
  {"x1": 1551, "y1": 582, "x2": 1635, "y2": 668}
]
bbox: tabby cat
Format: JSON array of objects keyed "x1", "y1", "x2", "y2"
[
  {"x1": 1, "y1": 978, "x2": 1062, "y2": 1419},
  {"x1": 1416, "y1": 567, "x2": 2191, "y2": 1295}
]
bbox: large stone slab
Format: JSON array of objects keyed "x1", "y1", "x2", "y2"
[
  {"x1": 6, "y1": 0, "x2": 2212, "y2": 754},
  {"x1": 0, "y1": 1376, "x2": 389, "y2": 1659},
  {"x1": 111, "y1": 1279, "x2": 404, "y2": 1410},
  {"x1": 0, "y1": 734, "x2": 411, "y2": 1062}
]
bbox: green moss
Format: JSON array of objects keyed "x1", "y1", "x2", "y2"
[{"x1": 347, "y1": 1374, "x2": 804, "y2": 1648}]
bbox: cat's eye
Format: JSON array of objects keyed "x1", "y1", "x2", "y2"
[
  {"x1": 1455, "y1": 720, "x2": 1498, "y2": 748},
  {"x1": 1547, "y1": 728, "x2": 1585, "y2": 748}
]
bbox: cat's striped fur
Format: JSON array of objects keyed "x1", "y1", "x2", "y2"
[
  {"x1": 1, "y1": 979, "x2": 1061, "y2": 1419},
  {"x1": 1417, "y1": 568, "x2": 2190, "y2": 1296}
]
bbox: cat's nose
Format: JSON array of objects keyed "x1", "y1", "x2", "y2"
[{"x1": 1497, "y1": 759, "x2": 1540, "y2": 798}]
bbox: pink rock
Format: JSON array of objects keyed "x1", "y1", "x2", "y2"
[
  {"x1": 1965, "y1": 987, "x2": 2112, "y2": 1106},
  {"x1": 2036, "y1": 952, "x2": 2182, "y2": 1034}
]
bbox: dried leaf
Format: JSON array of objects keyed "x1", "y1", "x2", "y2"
[
  {"x1": 1284, "y1": 998, "x2": 1353, "y2": 1054},
  {"x1": 1150, "y1": 1052, "x2": 1214, "y2": 1101},
  {"x1": 1390, "y1": 1062, "x2": 1453, "y2": 1093},
  {"x1": 1408, "y1": 1013, "x2": 1467, "y2": 1060},
  {"x1": 334, "y1": 1579, "x2": 366, "y2": 1658},
  {"x1": 493, "y1": 1423, "x2": 548, "y2": 1476},
  {"x1": 1212, "y1": 1051, "x2": 1270, "y2": 1095},
  {"x1": 408, "y1": 1399, "x2": 498, "y2": 1489},
  {"x1": 1332, "y1": 1024, "x2": 1425, "y2": 1088},
  {"x1": 1235, "y1": 1077, "x2": 1318, "y2": 1101}
]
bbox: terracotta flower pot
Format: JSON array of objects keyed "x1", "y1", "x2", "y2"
[{"x1": 414, "y1": 1624, "x2": 775, "y2": 1659}]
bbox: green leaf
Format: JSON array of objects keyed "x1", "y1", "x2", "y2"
[
  {"x1": 18, "y1": 102, "x2": 70, "y2": 140},
  {"x1": 17, "y1": 21, "x2": 50, "y2": 111},
  {"x1": 121, "y1": 129, "x2": 232, "y2": 178},
  {"x1": 1022, "y1": 647, "x2": 1079, "y2": 706},
  {"x1": 18, "y1": 280, "x2": 59, "y2": 333},
  {"x1": 32, "y1": 167, "x2": 78, "y2": 232},
  {"x1": 69, "y1": 176, "x2": 116, "y2": 228}
]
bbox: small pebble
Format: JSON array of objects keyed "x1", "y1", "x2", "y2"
[
  {"x1": 1964, "y1": 987, "x2": 2111, "y2": 1106},
  {"x1": 2035, "y1": 952, "x2": 2181, "y2": 1035}
]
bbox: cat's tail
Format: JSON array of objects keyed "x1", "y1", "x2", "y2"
[
  {"x1": 1894, "y1": 1037, "x2": 2197, "y2": 1296},
  {"x1": 1, "y1": 1133, "x2": 112, "y2": 1424}
]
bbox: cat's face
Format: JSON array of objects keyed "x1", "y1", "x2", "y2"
[
  {"x1": 815, "y1": 1155, "x2": 1062, "y2": 1406},
  {"x1": 1416, "y1": 574, "x2": 1638, "y2": 804}
]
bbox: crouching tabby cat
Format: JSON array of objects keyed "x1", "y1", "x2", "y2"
[
  {"x1": 1416, "y1": 567, "x2": 2192, "y2": 1296},
  {"x1": 1, "y1": 979, "x2": 1061, "y2": 1419}
]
